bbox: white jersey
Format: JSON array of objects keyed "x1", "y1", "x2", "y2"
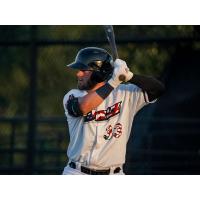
[{"x1": 63, "y1": 83, "x2": 153, "y2": 170}]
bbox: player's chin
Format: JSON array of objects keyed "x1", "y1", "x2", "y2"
[
  {"x1": 77, "y1": 83, "x2": 84, "y2": 90},
  {"x1": 77, "y1": 80, "x2": 95, "y2": 91},
  {"x1": 77, "y1": 82, "x2": 87, "y2": 90}
]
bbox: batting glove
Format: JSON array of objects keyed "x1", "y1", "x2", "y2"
[{"x1": 108, "y1": 59, "x2": 133, "y2": 88}]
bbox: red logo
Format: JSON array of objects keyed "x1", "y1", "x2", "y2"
[{"x1": 84, "y1": 101, "x2": 122, "y2": 122}]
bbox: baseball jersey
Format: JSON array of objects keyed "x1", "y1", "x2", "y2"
[{"x1": 63, "y1": 83, "x2": 153, "y2": 169}]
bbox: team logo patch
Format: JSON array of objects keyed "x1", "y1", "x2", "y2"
[{"x1": 84, "y1": 101, "x2": 122, "y2": 122}]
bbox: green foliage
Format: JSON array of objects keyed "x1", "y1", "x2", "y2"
[
  {"x1": 0, "y1": 26, "x2": 30, "y2": 41},
  {"x1": 0, "y1": 47, "x2": 29, "y2": 116}
]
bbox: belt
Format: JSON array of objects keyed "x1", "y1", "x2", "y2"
[{"x1": 69, "y1": 162, "x2": 121, "y2": 175}]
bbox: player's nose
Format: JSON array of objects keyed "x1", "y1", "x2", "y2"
[{"x1": 76, "y1": 70, "x2": 84, "y2": 77}]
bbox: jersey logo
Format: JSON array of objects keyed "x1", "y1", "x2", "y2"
[{"x1": 84, "y1": 101, "x2": 122, "y2": 122}]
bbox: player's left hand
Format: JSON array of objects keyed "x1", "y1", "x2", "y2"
[{"x1": 113, "y1": 59, "x2": 133, "y2": 82}]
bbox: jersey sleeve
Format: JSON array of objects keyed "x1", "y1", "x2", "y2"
[
  {"x1": 118, "y1": 84, "x2": 156, "y2": 114},
  {"x1": 63, "y1": 89, "x2": 87, "y2": 144}
]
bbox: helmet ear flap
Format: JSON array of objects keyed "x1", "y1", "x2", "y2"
[
  {"x1": 90, "y1": 71, "x2": 105, "y2": 83},
  {"x1": 90, "y1": 62, "x2": 114, "y2": 83}
]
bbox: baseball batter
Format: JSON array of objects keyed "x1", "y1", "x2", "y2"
[{"x1": 62, "y1": 47, "x2": 165, "y2": 175}]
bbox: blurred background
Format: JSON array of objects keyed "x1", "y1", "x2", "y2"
[{"x1": 0, "y1": 25, "x2": 200, "y2": 175}]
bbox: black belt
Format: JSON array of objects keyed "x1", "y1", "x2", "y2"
[{"x1": 69, "y1": 162, "x2": 121, "y2": 175}]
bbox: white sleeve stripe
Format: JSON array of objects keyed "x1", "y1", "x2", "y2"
[
  {"x1": 142, "y1": 90, "x2": 148, "y2": 103},
  {"x1": 143, "y1": 91, "x2": 157, "y2": 104}
]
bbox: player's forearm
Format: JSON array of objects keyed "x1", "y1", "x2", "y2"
[
  {"x1": 78, "y1": 92, "x2": 104, "y2": 115},
  {"x1": 78, "y1": 83, "x2": 114, "y2": 115},
  {"x1": 129, "y1": 74, "x2": 165, "y2": 101}
]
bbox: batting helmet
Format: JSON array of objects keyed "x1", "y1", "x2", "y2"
[{"x1": 67, "y1": 47, "x2": 113, "y2": 83}]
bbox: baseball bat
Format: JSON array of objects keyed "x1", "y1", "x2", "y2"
[{"x1": 103, "y1": 25, "x2": 126, "y2": 82}]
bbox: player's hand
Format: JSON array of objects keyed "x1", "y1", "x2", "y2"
[
  {"x1": 108, "y1": 59, "x2": 133, "y2": 88},
  {"x1": 124, "y1": 68, "x2": 134, "y2": 82},
  {"x1": 114, "y1": 59, "x2": 133, "y2": 81}
]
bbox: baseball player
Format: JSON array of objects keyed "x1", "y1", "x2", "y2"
[{"x1": 62, "y1": 47, "x2": 165, "y2": 175}]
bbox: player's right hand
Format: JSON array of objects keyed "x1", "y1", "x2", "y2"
[{"x1": 108, "y1": 59, "x2": 133, "y2": 88}]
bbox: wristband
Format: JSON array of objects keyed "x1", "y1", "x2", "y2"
[{"x1": 96, "y1": 83, "x2": 114, "y2": 99}]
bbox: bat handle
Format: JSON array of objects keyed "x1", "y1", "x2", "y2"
[{"x1": 119, "y1": 74, "x2": 126, "y2": 82}]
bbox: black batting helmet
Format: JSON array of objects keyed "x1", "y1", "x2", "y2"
[{"x1": 67, "y1": 47, "x2": 113, "y2": 83}]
